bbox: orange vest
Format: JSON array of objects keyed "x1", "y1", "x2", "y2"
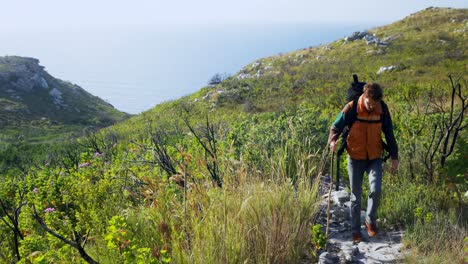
[{"x1": 346, "y1": 96, "x2": 383, "y2": 160}]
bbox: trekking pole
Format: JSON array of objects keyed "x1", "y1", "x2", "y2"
[
  {"x1": 325, "y1": 150, "x2": 334, "y2": 250},
  {"x1": 336, "y1": 153, "x2": 340, "y2": 191}
]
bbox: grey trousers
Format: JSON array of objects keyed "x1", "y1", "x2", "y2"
[{"x1": 348, "y1": 157, "x2": 382, "y2": 233}]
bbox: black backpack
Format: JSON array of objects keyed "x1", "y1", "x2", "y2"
[{"x1": 346, "y1": 74, "x2": 366, "y2": 102}]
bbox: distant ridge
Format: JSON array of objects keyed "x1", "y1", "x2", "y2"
[{"x1": 0, "y1": 56, "x2": 129, "y2": 128}]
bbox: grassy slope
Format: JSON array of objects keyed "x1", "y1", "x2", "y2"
[{"x1": 112, "y1": 7, "x2": 467, "y2": 137}]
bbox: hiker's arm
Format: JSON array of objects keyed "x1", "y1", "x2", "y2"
[
  {"x1": 328, "y1": 104, "x2": 351, "y2": 150},
  {"x1": 329, "y1": 113, "x2": 344, "y2": 141},
  {"x1": 382, "y1": 104, "x2": 399, "y2": 160}
]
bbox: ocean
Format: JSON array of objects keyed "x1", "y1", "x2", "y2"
[{"x1": 0, "y1": 23, "x2": 375, "y2": 114}]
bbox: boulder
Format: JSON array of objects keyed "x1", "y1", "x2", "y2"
[
  {"x1": 377, "y1": 65, "x2": 397, "y2": 74},
  {"x1": 332, "y1": 190, "x2": 350, "y2": 206},
  {"x1": 236, "y1": 73, "x2": 251, "y2": 80},
  {"x1": 339, "y1": 243, "x2": 359, "y2": 263},
  {"x1": 251, "y1": 62, "x2": 261, "y2": 68},
  {"x1": 318, "y1": 252, "x2": 339, "y2": 264},
  {"x1": 345, "y1": 31, "x2": 369, "y2": 41},
  {"x1": 202, "y1": 92, "x2": 213, "y2": 100},
  {"x1": 364, "y1": 35, "x2": 388, "y2": 46},
  {"x1": 332, "y1": 206, "x2": 349, "y2": 222},
  {"x1": 253, "y1": 70, "x2": 263, "y2": 78}
]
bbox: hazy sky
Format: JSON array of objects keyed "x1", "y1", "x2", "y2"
[
  {"x1": 1, "y1": 0, "x2": 466, "y2": 29},
  {"x1": 1, "y1": 0, "x2": 466, "y2": 113}
]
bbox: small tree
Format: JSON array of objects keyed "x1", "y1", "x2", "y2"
[
  {"x1": 181, "y1": 108, "x2": 222, "y2": 188},
  {"x1": 422, "y1": 76, "x2": 466, "y2": 186},
  {"x1": 208, "y1": 73, "x2": 229, "y2": 86},
  {"x1": 0, "y1": 181, "x2": 27, "y2": 261}
]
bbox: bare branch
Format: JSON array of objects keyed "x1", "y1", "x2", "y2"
[
  {"x1": 0, "y1": 198, "x2": 24, "y2": 240},
  {"x1": 32, "y1": 206, "x2": 98, "y2": 264},
  {"x1": 32, "y1": 206, "x2": 78, "y2": 247},
  {"x1": 183, "y1": 114, "x2": 222, "y2": 187}
]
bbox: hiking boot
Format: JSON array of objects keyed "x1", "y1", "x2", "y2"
[
  {"x1": 352, "y1": 232, "x2": 363, "y2": 242},
  {"x1": 365, "y1": 221, "x2": 378, "y2": 237}
]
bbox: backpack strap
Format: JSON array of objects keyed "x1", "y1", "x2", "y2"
[
  {"x1": 346, "y1": 98, "x2": 359, "y2": 128},
  {"x1": 337, "y1": 99, "x2": 358, "y2": 156},
  {"x1": 348, "y1": 98, "x2": 385, "y2": 125}
]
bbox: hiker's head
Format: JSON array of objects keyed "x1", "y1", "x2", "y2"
[
  {"x1": 363, "y1": 83, "x2": 383, "y2": 101},
  {"x1": 363, "y1": 83, "x2": 383, "y2": 112}
]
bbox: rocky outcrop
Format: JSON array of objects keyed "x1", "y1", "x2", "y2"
[
  {"x1": 344, "y1": 31, "x2": 391, "y2": 46},
  {"x1": 236, "y1": 70, "x2": 264, "y2": 80},
  {"x1": 49, "y1": 88, "x2": 67, "y2": 108},
  {"x1": 364, "y1": 34, "x2": 388, "y2": 46},
  {"x1": 0, "y1": 57, "x2": 47, "y2": 91},
  {"x1": 344, "y1": 31, "x2": 369, "y2": 41},
  {"x1": 235, "y1": 60, "x2": 281, "y2": 80},
  {"x1": 237, "y1": 73, "x2": 252, "y2": 80}
]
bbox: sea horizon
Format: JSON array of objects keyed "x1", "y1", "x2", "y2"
[{"x1": 0, "y1": 22, "x2": 380, "y2": 114}]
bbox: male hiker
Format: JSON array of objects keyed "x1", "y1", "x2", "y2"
[{"x1": 328, "y1": 82, "x2": 399, "y2": 242}]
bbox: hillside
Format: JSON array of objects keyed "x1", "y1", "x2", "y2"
[
  {"x1": 0, "y1": 7, "x2": 466, "y2": 263},
  {"x1": 118, "y1": 7, "x2": 467, "y2": 133},
  {"x1": 0, "y1": 56, "x2": 130, "y2": 146}
]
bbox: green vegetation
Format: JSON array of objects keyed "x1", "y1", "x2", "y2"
[
  {"x1": 0, "y1": 7, "x2": 467, "y2": 263},
  {"x1": 310, "y1": 224, "x2": 326, "y2": 255}
]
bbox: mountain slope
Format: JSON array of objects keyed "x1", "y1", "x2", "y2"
[
  {"x1": 114, "y1": 7, "x2": 467, "y2": 136},
  {"x1": 0, "y1": 56, "x2": 129, "y2": 128}
]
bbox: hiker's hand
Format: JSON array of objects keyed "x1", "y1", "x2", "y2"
[
  {"x1": 330, "y1": 141, "x2": 337, "y2": 152},
  {"x1": 391, "y1": 159, "x2": 399, "y2": 173}
]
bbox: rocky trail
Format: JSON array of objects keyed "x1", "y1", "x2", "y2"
[{"x1": 315, "y1": 175, "x2": 409, "y2": 264}]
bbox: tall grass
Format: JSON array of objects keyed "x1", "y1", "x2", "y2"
[
  {"x1": 403, "y1": 210, "x2": 466, "y2": 263},
  {"x1": 85, "y1": 140, "x2": 323, "y2": 264},
  {"x1": 170, "y1": 176, "x2": 320, "y2": 264},
  {"x1": 379, "y1": 176, "x2": 467, "y2": 263}
]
